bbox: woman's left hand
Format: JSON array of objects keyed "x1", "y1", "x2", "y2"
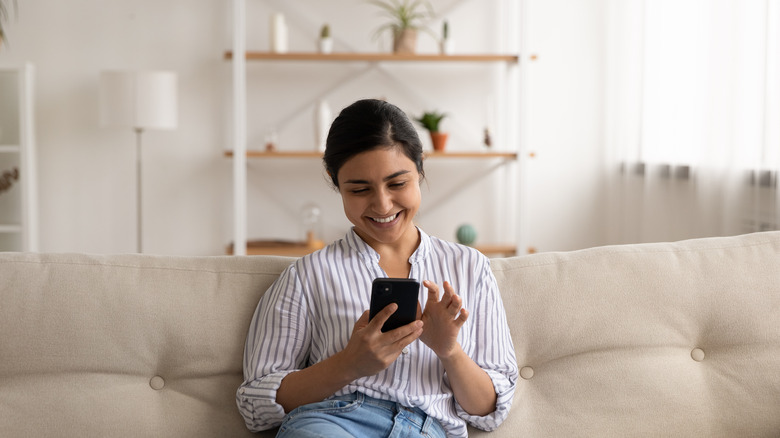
[{"x1": 419, "y1": 280, "x2": 469, "y2": 359}]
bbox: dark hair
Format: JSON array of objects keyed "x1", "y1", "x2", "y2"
[{"x1": 323, "y1": 99, "x2": 425, "y2": 188}]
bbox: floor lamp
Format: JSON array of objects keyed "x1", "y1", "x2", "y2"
[{"x1": 100, "y1": 71, "x2": 178, "y2": 253}]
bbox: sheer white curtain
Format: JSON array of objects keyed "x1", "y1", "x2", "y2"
[{"x1": 605, "y1": 0, "x2": 780, "y2": 244}]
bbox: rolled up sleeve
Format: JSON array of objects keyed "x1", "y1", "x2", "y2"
[
  {"x1": 236, "y1": 265, "x2": 310, "y2": 432},
  {"x1": 456, "y1": 259, "x2": 518, "y2": 431}
]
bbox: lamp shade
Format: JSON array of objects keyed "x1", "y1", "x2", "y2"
[{"x1": 100, "y1": 71, "x2": 177, "y2": 130}]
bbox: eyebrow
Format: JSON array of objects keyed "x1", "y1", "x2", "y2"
[{"x1": 344, "y1": 170, "x2": 411, "y2": 185}]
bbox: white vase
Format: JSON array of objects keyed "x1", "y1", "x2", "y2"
[
  {"x1": 318, "y1": 37, "x2": 333, "y2": 54},
  {"x1": 270, "y1": 13, "x2": 288, "y2": 53},
  {"x1": 440, "y1": 39, "x2": 454, "y2": 55},
  {"x1": 314, "y1": 100, "x2": 332, "y2": 152}
]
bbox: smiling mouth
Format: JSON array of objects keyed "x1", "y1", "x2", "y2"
[{"x1": 371, "y1": 212, "x2": 399, "y2": 224}]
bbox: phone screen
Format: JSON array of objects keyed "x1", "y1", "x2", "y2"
[{"x1": 369, "y1": 278, "x2": 420, "y2": 332}]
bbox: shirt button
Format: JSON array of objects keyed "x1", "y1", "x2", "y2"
[{"x1": 402, "y1": 347, "x2": 410, "y2": 354}]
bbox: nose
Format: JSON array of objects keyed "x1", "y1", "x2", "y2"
[{"x1": 372, "y1": 187, "x2": 393, "y2": 213}]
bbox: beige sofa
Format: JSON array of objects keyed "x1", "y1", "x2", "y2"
[{"x1": 1, "y1": 231, "x2": 779, "y2": 437}]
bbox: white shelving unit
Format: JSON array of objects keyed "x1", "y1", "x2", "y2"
[
  {"x1": 0, "y1": 64, "x2": 38, "y2": 252},
  {"x1": 227, "y1": 0, "x2": 522, "y2": 256}
]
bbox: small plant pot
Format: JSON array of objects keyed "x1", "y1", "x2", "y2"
[
  {"x1": 430, "y1": 132, "x2": 448, "y2": 152},
  {"x1": 393, "y1": 28, "x2": 417, "y2": 54},
  {"x1": 440, "y1": 39, "x2": 454, "y2": 55},
  {"x1": 318, "y1": 37, "x2": 333, "y2": 54}
]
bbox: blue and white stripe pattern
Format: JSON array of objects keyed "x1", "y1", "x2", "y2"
[{"x1": 237, "y1": 227, "x2": 518, "y2": 438}]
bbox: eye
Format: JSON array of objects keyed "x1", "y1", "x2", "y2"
[
  {"x1": 350, "y1": 187, "x2": 369, "y2": 194},
  {"x1": 389, "y1": 181, "x2": 407, "y2": 189}
]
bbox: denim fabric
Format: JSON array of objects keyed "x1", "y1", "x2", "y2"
[{"x1": 276, "y1": 392, "x2": 446, "y2": 438}]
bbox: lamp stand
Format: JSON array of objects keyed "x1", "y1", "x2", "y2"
[{"x1": 135, "y1": 127, "x2": 144, "y2": 253}]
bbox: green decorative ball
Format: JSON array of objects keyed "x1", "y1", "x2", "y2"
[{"x1": 456, "y1": 224, "x2": 477, "y2": 246}]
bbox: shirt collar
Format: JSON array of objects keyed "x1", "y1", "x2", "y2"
[{"x1": 345, "y1": 226, "x2": 431, "y2": 265}]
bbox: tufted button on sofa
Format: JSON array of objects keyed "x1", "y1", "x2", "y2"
[{"x1": 1, "y1": 231, "x2": 779, "y2": 437}]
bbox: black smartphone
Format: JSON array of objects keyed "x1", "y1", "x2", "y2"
[{"x1": 369, "y1": 278, "x2": 420, "y2": 332}]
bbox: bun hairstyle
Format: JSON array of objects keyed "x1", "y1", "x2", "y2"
[{"x1": 323, "y1": 99, "x2": 425, "y2": 189}]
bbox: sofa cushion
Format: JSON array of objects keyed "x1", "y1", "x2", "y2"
[
  {"x1": 483, "y1": 232, "x2": 780, "y2": 437},
  {"x1": 0, "y1": 253, "x2": 292, "y2": 438}
]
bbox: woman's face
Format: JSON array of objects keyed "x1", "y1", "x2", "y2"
[{"x1": 337, "y1": 146, "x2": 421, "y2": 249}]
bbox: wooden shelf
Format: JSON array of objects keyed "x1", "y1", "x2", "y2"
[
  {"x1": 224, "y1": 150, "x2": 518, "y2": 160},
  {"x1": 224, "y1": 51, "x2": 519, "y2": 63},
  {"x1": 0, "y1": 65, "x2": 37, "y2": 252},
  {"x1": 224, "y1": 4, "x2": 521, "y2": 257},
  {"x1": 226, "y1": 240, "x2": 516, "y2": 257},
  {"x1": 0, "y1": 224, "x2": 23, "y2": 233},
  {"x1": 474, "y1": 244, "x2": 517, "y2": 257},
  {"x1": 226, "y1": 239, "x2": 325, "y2": 257},
  {"x1": 224, "y1": 150, "x2": 321, "y2": 158},
  {"x1": 424, "y1": 151, "x2": 518, "y2": 159}
]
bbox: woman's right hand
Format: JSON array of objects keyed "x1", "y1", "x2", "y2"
[
  {"x1": 277, "y1": 304, "x2": 422, "y2": 413},
  {"x1": 337, "y1": 305, "x2": 424, "y2": 380}
]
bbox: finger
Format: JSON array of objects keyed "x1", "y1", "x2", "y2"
[
  {"x1": 368, "y1": 303, "x2": 398, "y2": 331},
  {"x1": 442, "y1": 281, "x2": 455, "y2": 300},
  {"x1": 437, "y1": 283, "x2": 457, "y2": 309},
  {"x1": 353, "y1": 310, "x2": 371, "y2": 333},
  {"x1": 389, "y1": 319, "x2": 424, "y2": 345},
  {"x1": 423, "y1": 280, "x2": 440, "y2": 302},
  {"x1": 447, "y1": 294, "x2": 463, "y2": 316},
  {"x1": 455, "y1": 307, "x2": 469, "y2": 327},
  {"x1": 415, "y1": 302, "x2": 423, "y2": 319}
]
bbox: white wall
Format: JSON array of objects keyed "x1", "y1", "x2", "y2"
[
  {"x1": 521, "y1": 0, "x2": 609, "y2": 252},
  {"x1": 0, "y1": 0, "x2": 608, "y2": 255},
  {"x1": 0, "y1": 0, "x2": 232, "y2": 254}
]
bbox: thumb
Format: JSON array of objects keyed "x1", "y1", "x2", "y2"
[{"x1": 368, "y1": 302, "x2": 398, "y2": 331}]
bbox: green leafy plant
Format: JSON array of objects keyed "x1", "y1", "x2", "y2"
[
  {"x1": 320, "y1": 24, "x2": 330, "y2": 39},
  {"x1": 415, "y1": 111, "x2": 446, "y2": 133},
  {"x1": 366, "y1": 0, "x2": 434, "y2": 42},
  {"x1": 0, "y1": 0, "x2": 17, "y2": 45}
]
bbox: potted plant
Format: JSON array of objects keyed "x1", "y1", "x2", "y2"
[
  {"x1": 318, "y1": 23, "x2": 333, "y2": 54},
  {"x1": 0, "y1": 0, "x2": 17, "y2": 49},
  {"x1": 366, "y1": 0, "x2": 434, "y2": 54},
  {"x1": 415, "y1": 110, "x2": 448, "y2": 152},
  {"x1": 440, "y1": 20, "x2": 454, "y2": 55}
]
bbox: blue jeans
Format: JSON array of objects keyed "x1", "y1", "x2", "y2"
[{"x1": 276, "y1": 392, "x2": 446, "y2": 438}]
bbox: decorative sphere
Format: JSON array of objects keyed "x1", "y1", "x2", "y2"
[{"x1": 456, "y1": 224, "x2": 477, "y2": 245}]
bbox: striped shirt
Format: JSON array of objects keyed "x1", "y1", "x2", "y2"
[{"x1": 237, "y1": 227, "x2": 518, "y2": 438}]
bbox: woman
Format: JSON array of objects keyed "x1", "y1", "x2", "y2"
[{"x1": 237, "y1": 99, "x2": 518, "y2": 438}]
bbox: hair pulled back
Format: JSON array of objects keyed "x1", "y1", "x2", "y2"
[{"x1": 323, "y1": 99, "x2": 425, "y2": 188}]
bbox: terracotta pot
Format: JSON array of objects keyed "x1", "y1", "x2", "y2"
[
  {"x1": 393, "y1": 28, "x2": 417, "y2": 54},
  {"x1": 430, "y1": 132, "x2": 448, "y2": 152}
]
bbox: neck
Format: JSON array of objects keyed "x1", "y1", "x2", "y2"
[{"x1": 357, "y1": 225, "x2": 420, "y2": 276}]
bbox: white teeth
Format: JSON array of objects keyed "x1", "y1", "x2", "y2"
[{"x1": 372, "y1": 213, "x2": 398, "y2": 223}]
